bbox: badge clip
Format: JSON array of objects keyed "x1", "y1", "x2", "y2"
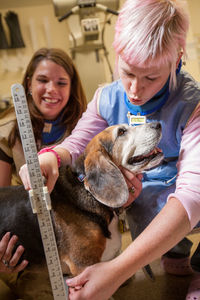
[{"x1": 127, "y1": 112, "x2": 146, "y2": 127}]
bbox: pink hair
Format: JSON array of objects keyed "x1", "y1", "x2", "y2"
[{"x1": 113, "y1": 0, "x2": 189, "y2": 89}]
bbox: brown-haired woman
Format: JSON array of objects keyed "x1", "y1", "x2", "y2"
[{"x1": 0, "y1": 47, "x2": 87, "y2": 186}]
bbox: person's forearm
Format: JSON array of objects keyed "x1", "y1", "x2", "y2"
[
  {"x1": 112, "y1": 197, "x2": 191, "y2": 284},
  {"x1": 54, "y1": 147, "x2": 72, "y2": 166}
]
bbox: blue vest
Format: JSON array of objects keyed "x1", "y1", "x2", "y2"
[{"x1": 99, "y1": 71, "x2": 200, "y2": 235}]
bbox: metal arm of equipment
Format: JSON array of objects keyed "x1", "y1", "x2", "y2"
[
  {"x1": 96, "y1": 3, "x2": 118, "y2": 15},
  {"x1": 59, "y1": 5, "x2": 79, "y2": 22},
  {"x1": 58, "y1": 2, "x2": 118, "y2": 22}
]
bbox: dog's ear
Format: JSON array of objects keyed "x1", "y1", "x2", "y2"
[{"x1": 83, "y1": 149, "x2": 129, "y2": 208}]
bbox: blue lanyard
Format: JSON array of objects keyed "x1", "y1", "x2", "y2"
[{"x1": 42, "y1": 114, "x2": 66, "y2": 144}]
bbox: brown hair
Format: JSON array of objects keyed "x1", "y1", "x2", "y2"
[{"x1": 9, "y1": 47, "x2": 87, "y2": 147}]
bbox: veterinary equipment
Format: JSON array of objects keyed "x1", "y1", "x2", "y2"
[
  {"x1": 52, "y1": 0, "x2": 119, "y2": 101},
  {"x1": 11, "y1": 83, "x2": 68, "y2": 300}
]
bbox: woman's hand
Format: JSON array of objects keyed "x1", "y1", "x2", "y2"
[
  {"x1": 120, "y1": 167, "x2": 143, "y2": 207},
  {"x1": 19, "y1": 147, "x2": 71, "y2": 193},
  {"x1": 0, "y1": 232, "x2": 28, "y2": 273},
  {"x1": 19, "y1": 152, "x2": 59, "y2": 193},
  {"x1": 66, "y1": 260, "x2": 124, "y2": 300}
]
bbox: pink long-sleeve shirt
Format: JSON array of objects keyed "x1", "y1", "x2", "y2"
[{"x1": 59, "y1": 88, "x2": 200, "y2": 230}]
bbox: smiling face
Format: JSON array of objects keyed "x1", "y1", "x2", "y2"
[
  {"x1": 118, "y1": 56, "x2": 171, "y2": 106},
  {"x1": 29, "y1": 59, "x2": 71, "y2": 120}
]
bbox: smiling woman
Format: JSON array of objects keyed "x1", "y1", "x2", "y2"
[{"x1": 0, "y1": 47, "x2": 87, "y2": 186}]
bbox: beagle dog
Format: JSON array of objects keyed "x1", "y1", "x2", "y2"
[{"x1": 0, "y1": 122, "x2": 163, "y2": 299}]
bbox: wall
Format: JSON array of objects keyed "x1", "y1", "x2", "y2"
[{"x1": 184, "y1": 0, "x2": 200, "y2": 81}]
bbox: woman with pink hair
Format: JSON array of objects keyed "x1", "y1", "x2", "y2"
[{"x1": 19, "y1": 1, "x2": 200, "y2": 299}]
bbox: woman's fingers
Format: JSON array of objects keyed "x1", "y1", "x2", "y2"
[
  {"x1": 119, "y1": 167, "x2": 143, "y2": 207},
  {"x1": 0, "y1": 232, "x2": 10, "y2": 260},
  {"x1": 9, "y1": 244, "x2": 25, "y2": 268},
  {"x1": 19, "y1": 152, "x2": 59, "y2": 193},
  {"x1": 0, "y1": 233, "x2": 28, "y2": 273},
  {"x1": 19, "y1": 164, "x2": 31, "y2": 190},
  {"x1": 2, "y1": 235, "x2": 18, "y2": 263}
]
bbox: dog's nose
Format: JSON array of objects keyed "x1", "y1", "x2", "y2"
[{"x1": 149, "y1": 122, "x2": 161, "y2": 130}]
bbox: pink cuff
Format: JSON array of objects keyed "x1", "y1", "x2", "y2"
[{"x1": 38, "y1": 146, "x2": 61, "y2": 168}]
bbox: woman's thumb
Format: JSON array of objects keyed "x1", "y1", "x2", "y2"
[{"x1": 66, "y1": 274, "x2": 87, "y2": 288}]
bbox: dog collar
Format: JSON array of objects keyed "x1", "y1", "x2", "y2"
[{"x1": 77, "y1": 174, "x2": 85, "y2": 182}]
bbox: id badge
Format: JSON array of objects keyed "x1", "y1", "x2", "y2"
[{"x1": 127, "y1": 112, "x2": 146, "y2": 126}]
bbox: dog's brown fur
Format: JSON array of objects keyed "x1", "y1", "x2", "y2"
[{"x1": 0, "y1": 122, "x2": 163, "y2": 299}]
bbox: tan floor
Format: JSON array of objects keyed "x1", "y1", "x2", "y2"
[
  {"x1": 0, "y1": 232, "x2": 199, "y2": 300},
  {"x1": 113, "y1": 231, "x2": 200, "y2": 300}
]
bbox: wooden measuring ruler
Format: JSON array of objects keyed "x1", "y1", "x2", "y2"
[{"x1": 11, "y1": 83, "x2": 68, "y2": 300}]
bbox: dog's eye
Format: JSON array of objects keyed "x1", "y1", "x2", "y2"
[{"x1": 117, "y1": 127, "x2": 127, "y2": 136}]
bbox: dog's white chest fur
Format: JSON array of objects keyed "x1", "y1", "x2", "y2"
[{"x1": 101, "y1": 213, "x2": 122, "y2": 261}]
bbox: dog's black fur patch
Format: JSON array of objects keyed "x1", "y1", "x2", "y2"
[{"x1": 0, "y1": 166, "x2": 113, "y2": 267}]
